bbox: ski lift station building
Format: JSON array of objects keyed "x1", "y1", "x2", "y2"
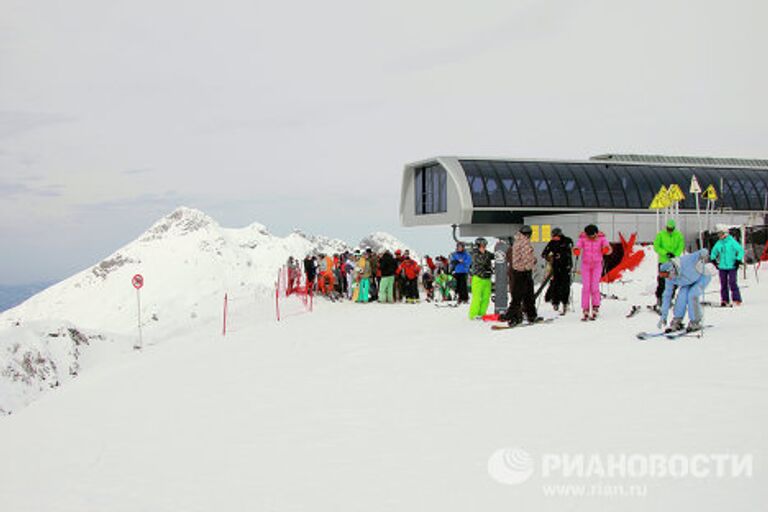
[{"x1": 399, "y1": 154, "x2": 768, "y2": 247}]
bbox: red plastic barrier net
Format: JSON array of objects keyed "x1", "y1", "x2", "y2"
[{"x1": 275, "y1": 265, "x2": 313, "y2": 321}]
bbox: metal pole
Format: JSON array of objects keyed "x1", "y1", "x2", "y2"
[
  {"x1": 695, "y1": 193, "x2": 702, "y2": 249},
  {"x1": 135, "y1": 289, "x2": 142, "y2": 350}
]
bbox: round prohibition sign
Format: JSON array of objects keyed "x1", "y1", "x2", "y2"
[{"x1": 132, "y1": 274, "x2": 144, "y2": 290}]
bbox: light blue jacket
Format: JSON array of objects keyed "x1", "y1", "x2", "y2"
[
  {"x1": 710, "y1": 235, "x2": 744, "y2": 271},
  {"x1": 660, "y1": 250, "x2": 711, "y2": 320}
]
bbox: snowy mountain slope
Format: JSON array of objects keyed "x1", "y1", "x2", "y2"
[{"x1": 0, "y1": 207, "x2": 413, "y2": 414}]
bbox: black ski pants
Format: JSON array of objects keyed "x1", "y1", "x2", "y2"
[
  {"x1": 454, "y1": 272, "x2": 469, "y2": 303},
  {"x1": 509, "y1": 270, "x2": 537, "y2": 323}
]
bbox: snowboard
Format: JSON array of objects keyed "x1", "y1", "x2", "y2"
[
  {"x1": 493, "y1": 239, "x2": 509, "y2": 314},
  {"x1": 491, "y1": 318, "x2": 556, "y2": 330}
]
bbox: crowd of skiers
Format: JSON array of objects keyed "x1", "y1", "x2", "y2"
[
  {"x1": 293, "y1": 248, "x2": 455, "y2": 305},
  {"x1": 291, "y1": 221, "x2": 746, "y2": 333}
]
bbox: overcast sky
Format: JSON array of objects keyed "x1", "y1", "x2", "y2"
[{"x1": 2, "y1": 0, "x2": 767, "y2": 284}]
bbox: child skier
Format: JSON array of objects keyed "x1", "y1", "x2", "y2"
[
  {"x1": 574, "y1": 224, "x2": 612, "y2": 321},
  {"x1": 659, "y1": 249, "x2": 716, "y2": 333}
]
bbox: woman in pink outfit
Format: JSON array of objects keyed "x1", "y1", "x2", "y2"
[{"x1": 574, "y1": 224, "x2": 612, "y2": 321}]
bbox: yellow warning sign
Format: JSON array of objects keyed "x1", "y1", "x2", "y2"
[
  {"x1": 649, "y1": 186, "x2": 671, "y2": 210},
  {"x1": 668, "y1": 184, "x2": 685, "y2": 202},
  {"x1": 703, "y1": 184, "x2": 718, "y2": 201}
]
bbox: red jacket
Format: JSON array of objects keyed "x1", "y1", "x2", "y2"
[{"x1": 397, "y1": 258, "x2": 421, "y2": 280}]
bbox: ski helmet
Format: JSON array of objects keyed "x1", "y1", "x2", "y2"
[
  {"x1": 551, "y1": 227, "x2": 563, "y2": 237},
  {"x1": 519, "y1": 225, "x2": 533, "y2": 236},
  {"x1": 474, "y1": 237, "x2": 488, "y2": 247}
]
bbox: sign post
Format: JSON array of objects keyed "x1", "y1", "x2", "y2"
[
  {"x1": 690, "y1": 175, "x2": 703, "y2": 248},
  {"x1": 132, "y1": 274, "x2": 144, "y2": 350}
]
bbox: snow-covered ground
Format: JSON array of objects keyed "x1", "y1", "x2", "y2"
[{"x1": 0, "y1": 237, "x2": 766, "y2": 510}]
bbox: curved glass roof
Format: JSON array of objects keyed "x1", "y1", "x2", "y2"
[{"x1": 459, "y1": 160, "x2": 768, "y2": 211}]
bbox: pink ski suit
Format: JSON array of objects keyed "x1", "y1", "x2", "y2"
[{"x1": 575, "y1": 232, "x2": 610, "y2": 311}]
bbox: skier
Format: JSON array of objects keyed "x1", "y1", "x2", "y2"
[
  {"x1": 394, "y1": 249, "x2": 405, "y2": 302},
  {"x1": 303, "y1": 255, "x2": 317, "y2": 293},
  {"x1": 653, "y1": 219, "x2": 685, "y2": 308},
  {"x1": 342, "y1": 253, "x2": 356, "y2": 300},
  {"x1": 356, "y1": 250, "x2": 371, "y2": 303},
  {"x1": 422, "y1": 270, "x2": 435, "y2": 302},
  {"x1": 710, "y1": 226, "x2": 745, "y2": 307},
  {"x1": 435, "y1": 269, "x2": 454, "y2": 301},
  {"x1": 541, "y1": 227, "x2": 573, "y2": 315},
  {"x1": 378, "y1": 249, "x2": 397, "y2": 303},
  {"x1": 366, "y1": 248, "x2": 379, "y2": 302},
  {"x1": 397, "y1": 253, "x2": 421, "y2": 303},
  {"x1": 468, "y1": 237, "x2": 493, "y2": 319},
  {"x1": 424, "y1": 255, "x2": 436, "y2": 274},
  {"x1": 658, "y1": 249, "x2": 716, "y2": 332},
  {"x1": 507, "y1": 225, "x2": 542, "y2": 325},
  {"x1": 450, "y1": 242, "x2": 472, "y2": 304},
  {"x1": 573, "y1": 224, "x2": 612, "y2": 321}
]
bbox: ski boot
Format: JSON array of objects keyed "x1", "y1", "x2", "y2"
[
  {"x1": 528, "y1": 316, "x2": 544, "y2": 324},
  {"x1": 590, "y1": 306, "x2": 599, "y2": 321},
  {"x1": 665, "y1": 318, "x2": 684, "y2": 333},
  {"x1": 560, "y1": 304, "x2": 568, "y2": 316},
  {"x1": 686, "y1": 320, "x2": 703, "y2": 333},
  {"x1": 581, "y1": 309, "x2": 590, "y2": 322}
]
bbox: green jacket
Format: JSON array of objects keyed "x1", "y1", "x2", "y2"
[
  {"x1": 711, "y1": 235, "x2": 744, "y2": 270},
  {"x1": 653, "y1": 229, "x2": 685, "y2": 263}
]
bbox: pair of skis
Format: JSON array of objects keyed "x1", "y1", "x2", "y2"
[{"x1": 636, "y1": 324, "x2": 712, "y2": 340}]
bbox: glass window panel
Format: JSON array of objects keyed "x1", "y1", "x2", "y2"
[
  {"x1": 508, "y1": 162, "x2": 537, "y2": 206},
  {"x1": 478, "y1": 161, "x2": 505, "y2": 206},
  {"x1": 734, "y1": 170, "x2": 760, "y2": 210},
  {"x1": 438, "y1": 167, "x2": 447, "y2": 212},
  {"x1": 611, "y1": 165, "x2": 643, "y2": 208},
  {"x1": 414, "y1": 168, "x2": 423, "y2": 214},
  {"x1": 462, "y1": 161, "x2": 489, "y2": 207},
  {"x1": 538, "y1": 162, "x2": 568, "y2": 207},
  {"x1": 569, "y1": 164, "x2": 599, "y2": 207},
  {"x1": 626, "y1": 166, "x2": 656, "y2": 208},
  {"x1": 555, "y1": 163, "x2": 583, "y2": 207},
  {"x1": 598, "y1": 164, "x2": 628, "y2": 208},
  {"x1": 748, "y1": 172, "x2": 768, "y2": 210},
  {"x1": 720, "y1": 168, "x2": 751, "y2": 209},
  {"x1": 583, "y1": 164, "x2": 614, "y2": 208},
  {"x1": 490, "y1": 161, "x2": 519, "y2": 206},
  {"x1": 731, "y1": 169, "x2": 761, "y2": 210},
  {"x1": 523, "y1": 163, "x2": 554, "y2": 206}
]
